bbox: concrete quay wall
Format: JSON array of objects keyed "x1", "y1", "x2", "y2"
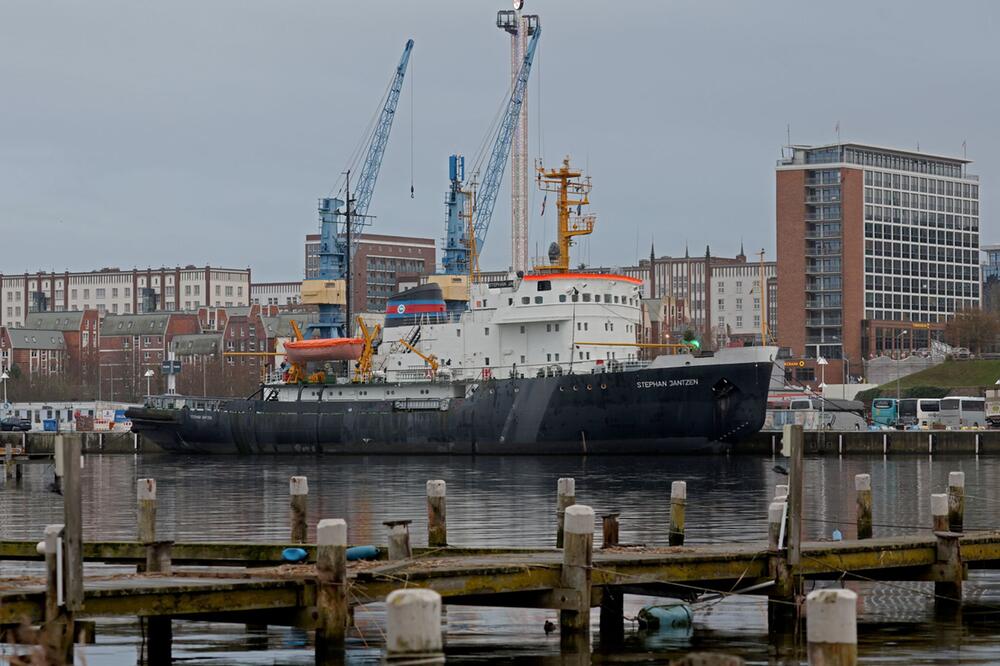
[{"x1": 742, "y1": 430, "x2": 993, "y2": 455}]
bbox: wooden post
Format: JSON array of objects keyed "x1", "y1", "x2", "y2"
[
  {"x1": 316, "y1": 518, "x2": 349, "y2": 660},
  {"x1": 601, "y1": 512, "x2": 620, "y2": 548},
  {"x1": 768, "y1": 501, "x2": 785, "y2": 550},
  {"x1": 931, "y1": 492, "x2": 949, "y2": 532},
  {"x1": 948, "y1": 471, "x2": 965, "y2": 533},
  {"x1": 385, "y1": 589, "x2": 444, "y2": 664},
  {"x1": 289, "y1": 476, "x2": 308, "y2": 544},
  {"x1": 931, "y1": 492, "x2": 963, "y2": 611},
  {"x1": 855, "y1": 474, "x2": 872, "y2": 540},
  {"x1": 560, "y1": 504, "x2": 594, "y2": 637},
  {"x1": 42, "y1": 523, "x2": 73, "y2": 665},
  {"x1": 599, "y1": 586, "x2": 625, "y2": 645},
  {"x1": 556, "y1": 477, "x2": 576, "y2": 549},
  {"x1": 806, "y1": 588, "x2": 857, "y2": 666},
  {"x1": 669, "y1": 481, "x2": 686, "y2": 546},
  {"x1": 146, "y1": 540, "x2": 173, "y2": 666},
  {"x1": 426, "y1": 480, "x2": 447, "y2": 547},
  {"x1": 137, "y1": 478, "x2": 157, "y2": 544},
  {"x1": 784, "y1": 425, "x2": 804, "y2": 570},
  {"x1": 384, "y1": 520, "x2": 413, "y2": 561},
  {"x1": 4, "y1": 443, "x2": 13, "y2": 480},
  {"x1": 60, "y1": 435, "x2": 83, "y2": 612}
]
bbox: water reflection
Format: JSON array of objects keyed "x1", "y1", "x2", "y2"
[{"x1": 2, "y1": 453, "x2": 1000, "y2": 663}]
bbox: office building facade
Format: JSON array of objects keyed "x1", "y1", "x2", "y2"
[{"x1": 777, "y1": 142, "x2": 980, "y2": 384}]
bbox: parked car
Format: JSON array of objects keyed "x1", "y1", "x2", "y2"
[{"x1": 0, "y1": 417, "x2": 31, "y2": 432}]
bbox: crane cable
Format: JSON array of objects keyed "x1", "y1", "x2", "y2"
[{"x1": 410, "y1": 48, "x2": 415, "y2": 199}]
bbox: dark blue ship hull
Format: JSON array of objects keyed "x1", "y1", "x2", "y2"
[{"x1": 127, "y1": 361, "x2": 772, "y2": 454}]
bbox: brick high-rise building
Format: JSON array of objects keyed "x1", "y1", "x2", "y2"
[
  {"x1": 304, "y1": 233, "x2": 436, "y2": 313},
  {"x1": 776, "y1": 142, "x2": 980, "y2": 385}
]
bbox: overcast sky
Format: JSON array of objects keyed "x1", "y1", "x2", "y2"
[{"x1": 2, "y1": 0, "x2": 998, "y2": 281}]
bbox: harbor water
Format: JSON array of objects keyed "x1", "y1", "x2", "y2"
[{"x1": 3, "y1": 453, "x2": 1000, "y2": 664}]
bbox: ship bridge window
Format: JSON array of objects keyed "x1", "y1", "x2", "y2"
[
  {"x1": 571, "y1": 293, "x2": 579, "y2": 302},
  {"x1": 521, "y1": 297, "x2": 530, "y2": 305},
  {"x1": 614, "y1": 296, "x2": 619, "y2": 303},
  {"x1": 582, "y1": 293, "x2": 591, "y2": 302},
  {"x1": 559, "y1": 295, "x2": 567, "y2": 303},
  {"x1": 534, "y1": 296, "x2": 543, "y2": 304},
  {"x1": 536, "y1": 280, "x2": 551, "y2": 291},
  {"x1": 604, "y1": 294, "x2": 611, "y2": 303}
]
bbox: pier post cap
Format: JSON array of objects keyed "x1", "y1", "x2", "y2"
[
  {"x1": 774, "y1": 484, "x2": 789, "y2": 498},
  {"x1": 854, "y1": 474, "x2": 871, "y2": 492},
  {"x1": 949, "y1": 471, "x2": 965, "y2": 488},
  {"x1": 774, "y1": 494, "x2": 787, "y2": 503},
  {"x1": 317, "y1": 518, "x2": 347, "y2": 547},
  {"x1": 426, "y1": 480, "x2": 446, "y2": 497},
  {"x1": 768, "y1": 501, "x2": 786, "y2": 524},
  {"x1": 806, "y1": 588, "x2": 857, "y2": 645},
  {"x1": 931, "y1": 493, "x2": 948, "y2": 517},
  {"x1": 563, "y1": 504, "x2": 595, "y2": 535},
  {"x1": 289, "y1": 476, "x2": 308, "y2": 495},
  {"x1": 557, "y1": 478, "x2": 575, "y2": 495},
  {"x1": 44, "y1": 523, "x2": 65, "y2": 537},
  {"x1": 386, "y1": 588, "x2": 443, "y2": 654},
  {"x1": 671, "y1": 480, "x2": 687, "y2": 500},
  {"x1": 137, "y1": 478, "x2": 157, "y2": 501}
]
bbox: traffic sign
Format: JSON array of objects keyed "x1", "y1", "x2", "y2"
[{"x1": 160, "y1": 360, "x2": 182, "y2": 375}]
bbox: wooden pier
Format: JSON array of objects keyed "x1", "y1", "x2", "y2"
[{"x1": 0, "y1": 428, "x2": 996, "y2": 665}]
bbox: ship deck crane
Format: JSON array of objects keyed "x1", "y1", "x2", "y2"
[
  {"x1": 441, "y1": 18, "x2": 540, "y2": 277},
  {"x1": 398, "y1": 339, "x2": 439, "y2": 378},
  {"x1": 309, "y1": 39, "x2": 414, "y2": 339}
]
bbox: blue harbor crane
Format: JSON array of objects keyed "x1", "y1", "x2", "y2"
[
  {"x1": 310, "y1": 39, "x2": 414, "y2": 339},
  {"x1": 441, "y1": 17, "x2": 540, "y2": 277}
]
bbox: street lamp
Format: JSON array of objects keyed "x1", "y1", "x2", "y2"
[
  {"x1": 817, "y1": 356, "x2": 828, "y2": 428},
  {"x1": 0, "y1": 370, "x2": 9, "y2": 405},
  {"x1": 143, "y1": 369, "x2": 155, "y2": 404},
  {"x1": 895, "y1": 330, "x2": 909, "y2": 426}
]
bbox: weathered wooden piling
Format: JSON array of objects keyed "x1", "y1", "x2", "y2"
[
  {"x1": 556, "y1": 478, "x2": 576, "y2": 549},
  {"x1": 385, "y1": 520, "x2": 413, "y2": 561},
  {"x1": 669, "y1": 481, "x2": 686, "y2": 546},
  {"x1": 385, "y1": 588, "x2": 444, "y2": 664},
  {"x1": 855, "y1": 474, "x2": 872, "y2": 540},
  {"x1": 806, "y1": 588, "x2": 857, "y2": 666},
  {"x1": 931, "y1": 492, "x2": 963, "y2": 610},
  {"x1": 601, "y1": 512, "x2": 620, "y2": 548},
  {"x1": 42, "y1": 523, "x2": 73, "y2": 665},
  {"x1": 4, "y1": 444, "x2": 13, "y2": 480},
  {"x1": 289, "y1": 476, "x2": 308, "y2": 544},
  {"x1": 316, "y1": 518, "x2": 349, "y2": 659},
  {"x1": 768, "y1": 501, "x2": 785, "y2": 550},
  {"x1": 931, "y1": 493, "x2": 949, "y2": 532},
  {"x1": 426, "y1": 480, "x2": 447, "y2": 548},
  {"x1": 59, "y1": 435, "x2": 83, "y2": 612},
  {"x1": 560, "y1": 504, "x2": 594, "y2": 637},
  {"x1": 137, "y1": 478, "x2": 157, "y2": 544},
  {"x1": 146, "y1": 540, "x2": 173, "y2": 665},
  {"x1": 948, "y1": 471, "x2": 965, "y2": 533}
]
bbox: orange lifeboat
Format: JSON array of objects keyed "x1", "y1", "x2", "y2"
[{"x1": 284, "y1": 337, "x2": 364, "y2": 363}]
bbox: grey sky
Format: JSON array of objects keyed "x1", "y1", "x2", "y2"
[{"x1": 2, "y1": 0, "x2": 998, "y2": 281}]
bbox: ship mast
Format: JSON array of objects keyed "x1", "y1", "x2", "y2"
[{"x1": 533, "y1": 157, "x2": 595, "y2": 273}]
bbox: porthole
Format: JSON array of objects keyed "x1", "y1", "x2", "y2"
[
  {"x1": 573, "y1": 385, "x2": 578, "y2": 392},
  {"x1": 586, "y1": 385, "x2": 592, "y2": 391},
  {"x1": 600, "y1": 384, "x2": 607, "y2": 390}
]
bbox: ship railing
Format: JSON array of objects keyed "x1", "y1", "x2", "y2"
[{"x1": 146, "y1": 395, "x2": 228, "y2": 411}]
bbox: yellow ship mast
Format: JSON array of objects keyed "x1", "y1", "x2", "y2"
[{"x1": 533, "y1": 157, "x2": 595, "y2": 273}]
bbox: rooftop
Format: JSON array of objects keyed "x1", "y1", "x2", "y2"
[{"x1": 4, "y1": 329, "x2": 66, "y2": 350}]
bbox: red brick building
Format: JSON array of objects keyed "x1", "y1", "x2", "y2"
[
  {"x1": 98, "y1": 312, "x2": 200, "y2": 400},
  {"x1": 776, "y1": 143, "x2": 980, "y2": 386},
  {"x1": 305, "y1": 233, "x2": 436, "y2": 313},
  {"x1": 22, "y1": 311, "x2": 101, "y2": 385},
  {"x1": 0, "y1": 328, "x2": 66, "y2": 379}
]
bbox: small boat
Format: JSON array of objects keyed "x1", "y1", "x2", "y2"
[{"x1": 283, "y1": 337, "x2": 364, "y2": 363}]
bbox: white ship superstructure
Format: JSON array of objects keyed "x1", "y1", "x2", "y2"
[{"x1": 379, "y1": 272, "x2": 644, "y2": 383}]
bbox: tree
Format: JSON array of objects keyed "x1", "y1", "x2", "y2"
[{"x1": 944, "y1": 307, "x2": 1000, "y2": 354}]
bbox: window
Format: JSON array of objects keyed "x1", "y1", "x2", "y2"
[
  {"x1": 582, "y1": 293, "x2": 591, "y2": 302},
  {"x1": 736, "y1": 298, "x2": 743, "y2": 309},
  {"x1": 555, "y1": 324, "x2": 560, "y2": 332},
  {"x1": 520, "y1": 325, "x2": 526, "y2": 334},
  {"x1": 536, "y1": 280, "x2": 551, "y2": 292},
  {"x1": 717, "y1": 298, "x2": 725, "y2": 310},
  {"x1": 484, "y1": 328, "x2": 490, "y2": 336},
  {"x1": 521, "y1": 297, "x2": 530, "y2": 305},
  {"x1": 520, "y1": 355, "x2": 525, "y2": 363},
  {"x1": 546, "y1": 324, "x2": 551, "y2": 332},
  {"x1": 112, "y1": 288, "x2": 118, "y2": 297},
  {"x1": 554, "y1": 353, "x2": 560, "y2": 361},
  {"x1": 534, "y1": 296, "x2": 543, "y2": 304},
  {"x1": 547, "y1": 353, "x2": 552, "y2": 362}
]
